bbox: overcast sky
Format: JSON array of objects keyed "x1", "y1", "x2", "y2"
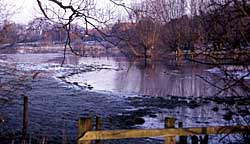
[
  {"x1": 8, "y1": 0, "x2": 40, "y2": 24},
  {"x1": 7, "y1": 0, "x2": 132, "y2": 24}
]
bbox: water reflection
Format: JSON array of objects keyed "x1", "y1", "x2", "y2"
[
  {"x1": 1, "y1": 53, "x2": 245, "y2": 97},
  {"x1": 116, "y1": 61, "x2": 215, "y2": 97},
  {"x1": 66, "y1": 57, "x2": 221, "y2": 97}
]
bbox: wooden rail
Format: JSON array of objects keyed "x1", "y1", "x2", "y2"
[
  {"x1": 22, "y1": 95, "x2": 28, "y2": 144},
  {"x1": 78, "y1": 117, "x2": 250, "y2": 144},
  {"x1": 80, "y1": 125, "x2": 250, "y2": 140}
]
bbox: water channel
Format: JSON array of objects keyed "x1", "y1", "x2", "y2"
[{"x1": 0, "y1": 53, "x2": 249, "y2": 143}]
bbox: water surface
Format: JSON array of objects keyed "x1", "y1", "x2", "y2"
[{"x1": 0, "y1": 53, "x2": 249, "y2": 144}]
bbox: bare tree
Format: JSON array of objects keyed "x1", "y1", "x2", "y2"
[
  {"x1": 145, "y1": 0, "x2": 190, "y2": 56},
  {"x1": 126, "y1": 0, "x2": 161, "y2": 59},
  {"x1": 0, "y1": 1, "x2": 14, "y2": 23},
  {"x1": 181, "y1": 2, "x2": 250, "y2": 126},
  {"x1": 0, "y1": 1, "x2": 16, "y2": 47},
  {"x1": 109, "y1": 0, "x2": 188, "y2": 59},
  {"x1": 36, "y1": 0, "x2": 131, "y2": 64}
]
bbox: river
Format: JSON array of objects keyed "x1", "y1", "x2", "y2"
[{"x1": 0, "y1": 53, "x2": 249, "y2": 144}]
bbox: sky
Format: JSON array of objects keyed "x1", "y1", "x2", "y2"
[
  {"x1": 6, "y1": 0, "x2": 131, "y2": 24},
  {"x1": 8, "y1": 0, "x2": 41, "y2": 24}
]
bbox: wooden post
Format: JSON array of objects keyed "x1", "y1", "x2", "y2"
[
  {"x1": 22, "y1": 96, "x2": 28, "y2": 144},
  {"x1": 78, "y1": 118, "x2": 93, "y2": 144},
  {"x1": 178, "y1": 122, "x2": 187, "y2": 144},
  {"x1": 191, "y1": 52, "x2": 194, "y2": 61},
  {"x1": 200, "y1": 135, "x2": 208, "y2": 144},
  {"x1": 96, "y1": 117, "x2": 102, "y2": 144},
  {"x1": 165, "y1": 117, "x2": 176, "y2": 144},
  {"x1": 191, "y1": 136, "x2": 199, "y2": 144}
]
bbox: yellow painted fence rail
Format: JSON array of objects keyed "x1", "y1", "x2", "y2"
[{"x1": 78, "y1": 117, "x2": 250, "y2": 144}]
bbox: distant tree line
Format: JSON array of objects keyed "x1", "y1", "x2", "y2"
[{"x1": 0, "y1": 18, "x2": 91, "y2": 46}]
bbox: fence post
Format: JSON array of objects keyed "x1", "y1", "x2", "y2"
[
  {"x1": 96, "y1": 117, "x2": 102, "y2": 144},
  {"x1": 200, "y1": 135, "x2": 208, "y2": 144},
  {"x1": 78, "y1": 118, "x2": 92, "y2": 144},
  {"x1": 191, "y1": 136, "x2": 199, "y2": 144},
  {"x1": 165, "y1": 117, "x2": 176, "y2": 144},
  {"x1": 22, "y1": 96, "x2": 28, "y2": 144},
  {"x1": 178, "y1": 122, "x2": 187, "y2": 144}
]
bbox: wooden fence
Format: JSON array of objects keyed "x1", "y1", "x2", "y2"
[
  {"x1": 78, "y1": 117, "x2": 250, "y2": 144},
  {"x1": 20, "y1": 96, "x2": 250, "y2": 144}
]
